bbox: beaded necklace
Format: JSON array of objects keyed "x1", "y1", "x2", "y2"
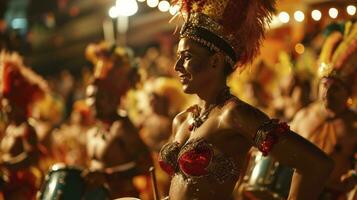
[{"x1": 188, "y1": 86, "x2": 232, "y2": 132}]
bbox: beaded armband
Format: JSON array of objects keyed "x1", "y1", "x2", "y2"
[{"x1": 254, "y1": 119, "x2": 290, "y2": 156}]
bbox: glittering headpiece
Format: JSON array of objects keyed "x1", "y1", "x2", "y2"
[
  {"x1": 173, "y1": 0, "x2": 276, "y2": 69},
  {"x1": 85, "y1": 42, "x2": 138, "y2": 96},
  {"x1": 0, "y1": 51, "x2": 48, "y2": 116},
  {"x1": 318, "y1": 21, "x2": 357, "y2": 91}
]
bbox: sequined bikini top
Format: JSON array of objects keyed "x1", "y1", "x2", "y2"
[{"x1": 158, "y1": 138, "x2": 239, "y2": 184}]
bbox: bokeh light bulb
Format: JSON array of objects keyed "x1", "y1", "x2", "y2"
[
  {"x1": 329, "y1": 8, "x2": 338, "y2": 19},
  {"x1": 147, "y1": 0, "x2": 159, "y2": 8},
  {"x1": 311, "y1": 9, "x2": 322, "y2": 21},
  {"x1": 347, "y1": 5, "x2": 356, "y2": 16},
  {"x1": 278, "y1": 11, "x2": 290, "y2": 23},
  {"x1": 169, "y1": 4, "x2": 180, "y2": 15},
  {"x1": 109, "y1": 6, "x2": 119, "y2": 18},
  {"x1": 116, "y1": 0, "x2": 138, "y2": 16},
  {"x1": 158, "y1": 1, "x2": 170, "y2": 12},
  {"x1": 294, "y1": 10, "x2": 305, "y2": 22}
]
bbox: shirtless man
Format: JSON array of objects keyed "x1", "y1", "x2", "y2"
[
  {"x1": 83, "y1": 43, "x2": 152, "y2": 199},
  {"x1": 291, "y1": 23, "x2": 357, "y2": 199},
  {"x1": 139, "y1": 78, "x2": 189, "y2": 198},
  {"x1": 291, "y1": 76, "x2": 357, "y2": 198},
  {"x1": 0, "y1": 52, "x2": 48, "y2": 200},
  {"x1": 139, "y1": 78, "x2": 185, "y2": 152}
]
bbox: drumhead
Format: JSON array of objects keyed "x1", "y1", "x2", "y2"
[
  {"x1": 50, "y1": 163, "x2": 83, "y2": 172},
  {"x1": 38, "y1": 163, "x2": 85, "y2": 200},
  {"x1": 242, "y1": 150, "x2": 293, "y2": 200}
]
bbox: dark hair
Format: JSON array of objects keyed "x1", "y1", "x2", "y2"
[
  {"x1": 223, "y1": 62, "x2": 234, "y2": 76},
  {"x1": 321, "y1": 76, "x2": 351, "y2": 95},
  {"x1": 204, "y1": 48, "x2": 234, "y2": 76}
]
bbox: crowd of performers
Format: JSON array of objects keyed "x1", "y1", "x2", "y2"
[{"x1": 0, "y1": 1, "x2": 357, "y2": 200}]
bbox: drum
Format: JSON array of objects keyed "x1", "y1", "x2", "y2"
[
  {"x1": 242, "y1": 150, "x2": 293, "y2": 200},
  {"x1": 37, "y1": 163, "x2": 109, "y2": 200},
  {"x1": 83, "y1": 186, "x2": 110, "y2": 200}
]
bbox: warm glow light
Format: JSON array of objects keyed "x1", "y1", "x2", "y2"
[
  {"x1": 294, "y1": 10, "x2": 305, "y2": 22},
  {"x1": 169, "y1": 4, "x2": 180, "y2": 15},
  {"x1": 268, "y1": 15, "x2": 283, "y2": 29},
  {"x1": 278, "y1": 11, "x2": 290, "y2": 23},
  {"x1": 116, "y1": 0, "x2": 138, "y2": 16},
  {"x1": 347, "y1": 98, "x2": 353, "y2": 106},
  {"x1": 137, "y1": 0, "x2": 145, "y2": 2},
  {"x1": 311, "y1": 9, "x2": 322, "y2": 21},
  {"x1": 295, "y1": 43, "x2": 305, "y2": 54},
  {"x1": 109, "y1": 6, "x2": 119, "y2": 18},
  {"x1": 147, "y1": 0, "x2": 159, "y2": 7},
  {"x1": 329, "y1": 8, "x2": 338, "y2": 19},
  {"x1": 347, "y1": 5, "x2": 356, "y2": 16},
  {"x1": 158, "y1": 1, "x2": 170, "y2": 12}
]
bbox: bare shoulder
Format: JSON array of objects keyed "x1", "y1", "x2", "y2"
[
  {"x1": 171, "y1": 107, "x2": 191, "y2": 139},
  {"x1": 290, "y1": 103, "x2": 322, "y2": 133},
  {"x1": 293, "y1": 103, "x2": 319, "y2": 121},
  {"x1": 290, "y1": 104, "x2": 312, "y2": 128},
  {"x1": 221, "y1": 97, "x2": 269, "y2": 139},
  {"x1": 172, "y1": 108, "x2": 190, "y2": 128},
  {"x1": 87, "y1": 126, "x2": 97, "y2": 137},
  {"x1": 174, "y1": 108, "x2": 190, "y2": 122},
  {"x1": 223, "y1": 97, "x2": 269, "y2": 125},
  {"x1": 111, "y1": 116, "x2": 137, "y2": 137}
]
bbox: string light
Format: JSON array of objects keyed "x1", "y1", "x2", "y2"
[
  {"x1": 329, "y1": 8, "x2": 338, "y2": 19},
  {"x1": 347, "y1": 5, "x2": 356, "y2": 16},
  {"x1": 116, "y1": 0, "x2": 138, "y2": 16},
  {"x1": 278, "y1": 11, "x2": 290, "y2": 23},
  {"x1": 109, "y1": 6, "x2": 119, "y2": 18},
  {"x1": 137, "y1": 2, "x2": 356, "y2": 22},
  {"x1": 158, "y1": 1, "x2": 170, "y2": 12},
  {"x1": 269, "y1": 15, "x2": 283, "y2": 29},
  {"x1": 294, "y1": 10, "x2": 305, "y2": 22},
  {"x1": 169, "y1": 4, "x2": 180, "y2": 15},
  {"x1": 311, "y1": 9, "x2": 322, "y2": 21},
  {"x1": 147, "y1": 0, "x2": 159, "y2": 8}
]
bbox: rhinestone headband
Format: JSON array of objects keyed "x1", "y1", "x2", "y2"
[{"x1": 180, "y1": 13, "x2": 238, "y2": 68}]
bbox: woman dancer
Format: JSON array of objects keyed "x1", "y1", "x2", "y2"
[{"x1": 158, "y1": 1, "x2": 334, "y2": 199}]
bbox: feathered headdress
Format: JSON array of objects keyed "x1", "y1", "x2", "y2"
[
  {"x1": 0, "y1": 51, "x2": 48, "y2": 117},
  {"x1": 85, "y1": 42, "x2": 138, "y2": 96},
  {"x1": 172, "y1": 0, "x2": 276, "y2": 70},
  {"x1": 318, "y1": 21, "x2": 357, "y2": 92}
]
